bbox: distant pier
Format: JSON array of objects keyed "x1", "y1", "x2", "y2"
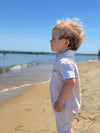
[
  {"x1": 0, "y1": 50, "x2": 99, "y2": 56},
  {"x1": 0, "y1": 50, "x2": 56, "y2": 55}
]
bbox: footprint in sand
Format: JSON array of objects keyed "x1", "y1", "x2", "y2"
[{"x1": 25, "y1": 108, "x2": 32, "y2": 112}]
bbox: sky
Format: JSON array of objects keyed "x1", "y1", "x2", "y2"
[{"x1": 0, "y1": 0, "x2": 100, "y2": 54}]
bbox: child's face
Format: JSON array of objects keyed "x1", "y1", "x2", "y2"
[{"x1": 50, "y1": 28, "x2": 68, "y2": 54}]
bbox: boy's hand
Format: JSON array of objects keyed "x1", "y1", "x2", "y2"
[
  {"x1": 54, "y1": 78, "x2": 76, "y2": 112},
  {"x1": 54, "y1": 100, "x2": 64, "y2": 112}
]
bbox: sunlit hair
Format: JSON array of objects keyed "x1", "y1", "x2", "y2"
[{"x1": 52, "y1": 18, "x2": 85, "y2": 51}]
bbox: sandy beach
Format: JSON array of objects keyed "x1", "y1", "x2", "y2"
[{"x1": 0, "y1": 61, "x2": 100, "y2": 133}]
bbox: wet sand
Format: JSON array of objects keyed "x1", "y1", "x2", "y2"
[{"x1": 0, "y1": 61, "x2": 100, "y2": 133}]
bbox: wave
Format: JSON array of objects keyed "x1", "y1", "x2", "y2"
[
  {"x1": 0, "y1": 83, "x2": 32, "y2": 94},
  {"x1": 0, "y1": 83, "x2": 32, "y2": 103},
  {"x1": 37, "y1": 79, "x2": 50, "y2": 84},
  {"x1": 88, "y1": 59, "x2": 98, "y2": 62},
  {"x1": 0, "y1": 62, "x2": 38, "y2": 73}
]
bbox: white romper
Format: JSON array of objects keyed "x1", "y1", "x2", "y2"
[{"x1": 50, "y1": 50, "x2": 81, "y2": 133}]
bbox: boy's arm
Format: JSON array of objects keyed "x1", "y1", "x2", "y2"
[{"x1": 54, "y1": 78, "x2": 76, "y2": 112}]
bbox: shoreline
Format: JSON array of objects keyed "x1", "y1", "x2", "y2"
[
  {"x1": 0, "y1": 63, "x2": 52, "y2": 103},
  {"x1": 0, "y1": 79, "x2": 50, "y2": 104},
  {"x1": 0, "y1": 61, "x2": 100, "y2": 133},
  {"x1": 0, "y1": 61, "x2": 91, "y2": 104},
  {"x1": 0, "y1": 61, "x2": 99, "y2": 103}
]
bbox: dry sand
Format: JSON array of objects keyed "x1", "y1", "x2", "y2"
[{"x1": 0, "y1": 62, "x2": 100, "y2": 133}]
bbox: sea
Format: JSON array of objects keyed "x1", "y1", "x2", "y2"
[{"x1": 0, "y1": 52, "x2": 99, "y2": 103}]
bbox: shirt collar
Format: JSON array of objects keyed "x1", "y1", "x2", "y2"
[{"x1": 56, "y1": 50, "x2": 75, "y2": 61}]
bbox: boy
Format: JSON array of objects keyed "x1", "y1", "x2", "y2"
[{"x1": 50, "y1": 19, "x2": 85, "y2": 133}]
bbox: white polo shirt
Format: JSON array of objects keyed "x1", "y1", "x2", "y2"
[{"x1": 50, "y1": 50, "x2": 81, "y2": 114}]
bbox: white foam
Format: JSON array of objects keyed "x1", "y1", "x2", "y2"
[
  {"x1": 37, "y1": 78, "x2": 50, "y2": 84},
  {"x1": 11, "y1": 83, "x2": 31, "y2": 90},
  {"x1": 10, "y1": 65, "x2": 22, "y2": 70},
  {"x1": 0, "y1": 83, "x2": 31, "y2": 94},
  {"x1": 0, "y1": 62, "x2": 38, "y2": 73},
  {"x1": 88, "y1": 59, "x2": 98, "y2": 62},
  {"x1": 0, "y1": 88, "x2": 9, "y2": 93}
]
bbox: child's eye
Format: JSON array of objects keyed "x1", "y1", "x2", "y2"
[{"x1": 52, "y1": 38, "x2": 55, "y2": 40}]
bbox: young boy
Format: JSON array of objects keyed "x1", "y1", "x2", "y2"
[{"x1": 50, "y1": 19, "x2": 85, "y2": 133}]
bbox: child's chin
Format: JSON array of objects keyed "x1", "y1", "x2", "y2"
[
  {"x1": 51, "y1": 48, "x2": 56, "y2": 52},
  {"x1": 52, "y1": 50, "x2": 56, "y2": 52},
  {"x1": 51, "y1": 48, "x2": 54, "y2": 51}
]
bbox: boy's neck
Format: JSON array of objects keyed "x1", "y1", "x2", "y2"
[{"x1": 59, "y1": 48, "x2": 71, "y2": 54}]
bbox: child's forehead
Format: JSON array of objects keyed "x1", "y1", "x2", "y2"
[{"x1": 52, "y1": 28, "x2": 60, "y2": 36}]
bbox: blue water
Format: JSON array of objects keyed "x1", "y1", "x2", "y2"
[
  {"x1": 0, "y1": 52, "x2": 99, "y2": 103},
  {"x1": 0, "y1": 53, "x2": 55, "y2": 70},
  {"x1": 0, "y1": 53, "x2": 99, "y2": 71}
]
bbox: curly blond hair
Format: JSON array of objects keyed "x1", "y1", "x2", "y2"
[{"x1": 53, "y1": 19, "x2": 85, "y2": 51}]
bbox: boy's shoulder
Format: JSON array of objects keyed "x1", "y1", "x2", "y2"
[
  {"x1": 57, "y1": 57, "x2": 76, "y2": 70},
  {"x1": 58, "y1": 57, "x2": 72, "y2": 65}
]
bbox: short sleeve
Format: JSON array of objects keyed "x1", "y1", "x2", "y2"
[{"x1": 59, "y1": 61, "x2": 75, "y2": 80}]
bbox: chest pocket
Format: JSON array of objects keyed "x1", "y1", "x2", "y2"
[
  {"x1": 52, "y1": 68, "x2": 58, "y2": 78},
  {"x1": 52, "y1": 69, "x2": 57, "y2": 73}
]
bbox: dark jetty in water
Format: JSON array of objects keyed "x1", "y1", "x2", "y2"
[
  {"x1": 0, "y1": 50, "x2": 56, "y2": 55},
  {"x1": 98, "y1": 50, "x2": 100, "y2": 56},
  {"x1": 0, "y1": 50, "x2": 98, "y2": 56},
  {"x1": 98, "y1": 50, "x2": 100, "y2": 60}
]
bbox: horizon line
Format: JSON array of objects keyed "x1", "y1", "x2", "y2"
[{"x1": 0, "y1": 50, "x2": 98, "y2": 56}]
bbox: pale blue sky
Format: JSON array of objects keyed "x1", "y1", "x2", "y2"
[{"x1": 0, "y1": 0, "x2": 100, "y2": 54}]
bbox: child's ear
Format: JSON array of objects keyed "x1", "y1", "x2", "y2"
[{"x1": 65, "y1": 39, "x2": 70, "y2": 46}]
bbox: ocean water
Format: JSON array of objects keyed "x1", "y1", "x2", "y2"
[
  {"x1": 0, "y1": 52, "x2": 99, "y2": 70},
  {"x1": 0, "y1": 52, "x2": 99, "y2": 102}
]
